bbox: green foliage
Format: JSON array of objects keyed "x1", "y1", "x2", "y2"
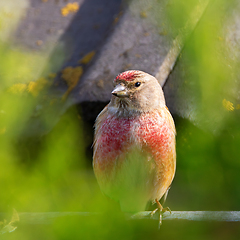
[
  {"x1": 1, "y1": 0, "x2": 240, "y2": 239},
  {"x1": 0, "y1": 44, "x2": 111, "y2": 238}
]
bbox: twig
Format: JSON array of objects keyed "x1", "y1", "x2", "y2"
[
  {"x1": 1, "y1": 211, "x2": 240, "y2": 225},
  {"x1": 131, "y1": 211, "x2": 240, "y2": 222},
  {"x1": 156, "y1": 0, "x2": 211, "y2": 87}
]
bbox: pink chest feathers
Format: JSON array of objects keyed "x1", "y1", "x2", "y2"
[{"x1": 94, "y1": 110, "x2": 173, "y2": 169}]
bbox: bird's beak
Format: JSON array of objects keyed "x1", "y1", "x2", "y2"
[{"x1": 112, "y1": 84, "x2": 129, "y2": 98}]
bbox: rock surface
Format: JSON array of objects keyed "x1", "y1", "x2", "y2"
[{"x1": 5, "y1": 0, "x2": 240, "y2": 128}]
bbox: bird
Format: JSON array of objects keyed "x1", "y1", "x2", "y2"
[{"x1": 93, "y1": 70, "x2": 176, "y2": 226}]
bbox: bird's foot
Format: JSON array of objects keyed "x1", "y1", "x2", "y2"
[{"x1": 150, "y1": 199, "x2": 171, "y2": 229}]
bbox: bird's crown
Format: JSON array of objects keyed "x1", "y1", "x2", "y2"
[{"x1": 114, "y1": 70, "x2": 140, "y2": 82}]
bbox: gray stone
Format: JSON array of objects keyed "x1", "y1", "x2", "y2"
[{"x1": 69, "y1": 0, "x2": 171, "y2": 104}]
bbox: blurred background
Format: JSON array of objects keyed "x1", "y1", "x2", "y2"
[{"x1": 0, "y1": 0, "x2": 240, "y2": 239}]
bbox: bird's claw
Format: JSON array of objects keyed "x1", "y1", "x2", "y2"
[{"x1": 150, "y1": 199, "x2": 171, "y2": 229}]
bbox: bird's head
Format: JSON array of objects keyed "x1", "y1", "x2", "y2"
[{"x1": 108, "y1": 70, "x2": 166, "y2": 117}]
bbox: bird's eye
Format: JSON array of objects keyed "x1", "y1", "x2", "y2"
[{"x1": 135, "y1": 82, "x2": 141, "y2": 87}]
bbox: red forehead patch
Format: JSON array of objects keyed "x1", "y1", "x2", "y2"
[{"x1": 115, "y1": 70, "x2": 139, "y2": 82}]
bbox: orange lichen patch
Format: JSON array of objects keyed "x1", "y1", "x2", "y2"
[
  {"x1": 61, "y1": 66, "x2": 83, "y2": 100},
  {"x1": 113, "y1": 17, "x2": 119, "y2": 24},
  {"x1": 8, "y1": 83, "x2": 27, "y2": 94},
  {"x1": 79, "y1": 51, "x2": 95, "y2": 64},
  {"x1": 27, "y1": 77, "x2": 48, "y2": 97},
  {"x1": 27, "y1": 82, "x2": 37, "y2": 95},
  {"x1": 61, "y1": 66, "x2": 83, "y2": 86},
  {"x1": 222, "y1": 99, "x2": 234, "y2": 111},
  {"x1": 61, "y1": 2, "x2": 80, "y2": 17},
  {"x1": 113, "y1": 11, "x2": 123, "y2": 25},
  {"x1": 36, "y1": 40, "x2": 43, "y2": 46}
]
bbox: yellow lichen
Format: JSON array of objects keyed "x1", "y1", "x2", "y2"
[
  {"x1": 27, "y1": 81, "x2": 37, "y2": 95},
  {"x1": 8, "y1": 83, "x2": 27, "y2": 94},
  {"x1": 79, "y1": 51, "x2": 95, "y2": 64},
  {"x1": 27, "y1": 77, "x2": 48, "y2": 97},
  {"x1": 96, "y1": 79, "x2": 104, "y2": 88},
  {"x1": 222, "y1": 99, "x2": 234, "y2": 111},
  {"x1": 140, "y1": 11, "x2": 147, "y2": 18},
  {"x1": 61, "y1": 66, "x2": 83, "y2": 100},
  {"x1": 61, "y1": 2, "x2": 80, "y2": 17}
]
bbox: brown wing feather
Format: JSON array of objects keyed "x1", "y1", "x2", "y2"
[{"x1": 93, "y1": 104, "x2": 109, "y2": 147}]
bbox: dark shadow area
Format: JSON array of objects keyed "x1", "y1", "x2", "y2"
[
  {"x1": 77, "y1": 101, "x2": 108, "y2": 123},
  {"x1": 57, "y1": 0, "x2": 124, "y2": 67},
  {"x1": 77, "y1": 101, "x2": 109, "y2": 165}
]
